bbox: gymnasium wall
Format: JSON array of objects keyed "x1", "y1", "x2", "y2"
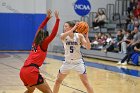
[
  {"x1": 46, "y1": 0, "x2": 116, "y2": 51},
  {"x1": 0, "y1": 0, "x2": 47, "y2": 50},
  {"x1": 0, "y1": 0, "x2": 116, "y2": 50}
]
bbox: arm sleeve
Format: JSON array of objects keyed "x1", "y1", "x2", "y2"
[
  {"x1": 41, "y1": 19, "x2": 60, "y2": 51},
  {"x1": 33, "y1": 17, "x2": 51, "y2": 42}
]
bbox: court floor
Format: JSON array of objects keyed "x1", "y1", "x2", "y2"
[{"x1": 0, "y1": 52, "x2": 140, "y2": 93}]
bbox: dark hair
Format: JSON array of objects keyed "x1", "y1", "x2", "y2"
[
  {"x1": 34, "y1": 29, "x2": 49, "y2": 45},
  {"x1": 108, "y1": 32, "x2": 112, "y2": 37},
  {"x1": 63, "y1": 21, "x2": 76, "y2": 33},
  {"x1": 126, "y1": 30, "x2": 131, "y2": 33},
  {"x1": 65, "y1": 21, "x2": 75, "y2": 27},
  {"x1": 118, "y1": 29, "x2": 122, "y2": 32}
]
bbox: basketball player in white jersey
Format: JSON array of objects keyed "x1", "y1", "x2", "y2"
[{"x1": 53, "y1": 21, "x2": 94, "y2": 93}]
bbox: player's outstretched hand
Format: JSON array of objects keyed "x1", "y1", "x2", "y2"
[
  {"x1": 54, "y1": 10, "x2": 59, "y2": 19},
  {"x1": 47, "y1": 9, "x2": 52, "y2": 18}
]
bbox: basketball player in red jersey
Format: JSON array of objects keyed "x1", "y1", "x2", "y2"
[{"x1": 20, "y1": 9, "x2": 60, "y2": 93}]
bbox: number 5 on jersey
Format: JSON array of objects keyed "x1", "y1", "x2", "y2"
[{"x1": 70, "y1": 46, "x2": 74, "y2": 53}]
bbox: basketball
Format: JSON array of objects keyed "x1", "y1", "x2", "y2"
[{"x1": 76, "y1": 21, "x2": 89, "y2": 34}]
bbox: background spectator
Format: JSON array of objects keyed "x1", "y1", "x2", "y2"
[
  {"x1": 92, "y1": 10, "x2": 107, "y2": 29},
  {"x1": 116, "y1": 30, "x2": 124, "y2": 53}
]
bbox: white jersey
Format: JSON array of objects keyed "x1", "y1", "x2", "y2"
[{"x1": 61, "y1": 33, "x2": 82, "y2": 61}]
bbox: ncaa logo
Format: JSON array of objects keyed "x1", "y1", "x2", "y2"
[{"x1": 74, "y1": 0, "x2": 91, "y2": 16}]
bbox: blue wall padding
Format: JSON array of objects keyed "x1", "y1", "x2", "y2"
[{"x1": 0, "y1": 13, "x2": 46, "y2": 50}]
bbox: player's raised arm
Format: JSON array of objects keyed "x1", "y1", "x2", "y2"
[
  {"x1": 45, "y1": 10, "x2": 60, "y2": 42},
  {"x1": 33, "y1": 9, "x2": 52, "y2": 42},
  {"x1": 41, "y1": 10, "x2": 60, "y2": 51}
]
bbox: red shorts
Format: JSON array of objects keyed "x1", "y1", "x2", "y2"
[{"x1": 20, "y1": 66, "x2": 44, "y2": 87}]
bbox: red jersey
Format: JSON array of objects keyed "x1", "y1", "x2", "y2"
[
  {"x1": 23, "y1": 17, "x2": 60, "y2": 67},
  {"x1": 134, "y1": 8, "x2": 140, "y2": 18},
  {"x1": 24, "y1": 46, "x2": 46, "y2": 67}
]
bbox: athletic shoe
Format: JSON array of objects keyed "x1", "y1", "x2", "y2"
[
  {"x1": 94, "y1": 26, "x2": 99, "y2": 30},
  {"x1": 122, "y1": 62, "x2": 127, "y2": 65},
  {"x1": 117, "y1": 61, "x2": 122, "y2": 65}
]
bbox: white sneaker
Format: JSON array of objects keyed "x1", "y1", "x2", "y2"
[
  {"x1": 122, "y1": 62, "x2": 127, "y2": 65},
  {"x1": 123, "y1": 51, "x2": 127, "y2": 54},
  {"x1": 119, "y1": 51, "x2": 123, "y2": 54},
  {"x1": 117, "y1": 61, "x2": 122, "y2": 65},
  {"x1": 94, "y1": 26, "x2": 99, "y2": 29}
]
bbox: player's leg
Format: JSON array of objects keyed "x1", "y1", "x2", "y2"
[
  {"x1": 53, "y1": 72, "x2": 68, "y2": 93},
  {"x1": 20, "y1": 68, "x2": 36, "y2": 93},
  {"x1": 79, "y1": 74, "x2": 94, "y2": 93},
  {"x1": 53, "y1": 62, "x2": 71, "y2": 93},
  {"x1": 36, "y1": 79, "x2": 52, "y2": 93},
  {"x1": 24, "y1": 86, "x2": 35, "y2": 93},
  {"x1": 31, "y1": 74, "x2": 52, "y2": 93},
  {"x1": 75, "y1": 60, "x2": 94, "y2": 93}
]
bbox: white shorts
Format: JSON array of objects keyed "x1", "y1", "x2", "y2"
[{"x1": 59, "y1": 59, "x2": 86, "y2": 74}]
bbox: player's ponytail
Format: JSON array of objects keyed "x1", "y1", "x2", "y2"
[{"x1": 34, "y1": 29, "x2": 49, "y2": 46}]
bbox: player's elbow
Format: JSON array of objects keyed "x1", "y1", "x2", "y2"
[{"x1": 85, "y1": 45, "x2": 91, "y2": 50}]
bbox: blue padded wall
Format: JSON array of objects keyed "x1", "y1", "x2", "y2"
[{"x1": 0, "y1": 13, "x2": 46, "y2": 50}]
